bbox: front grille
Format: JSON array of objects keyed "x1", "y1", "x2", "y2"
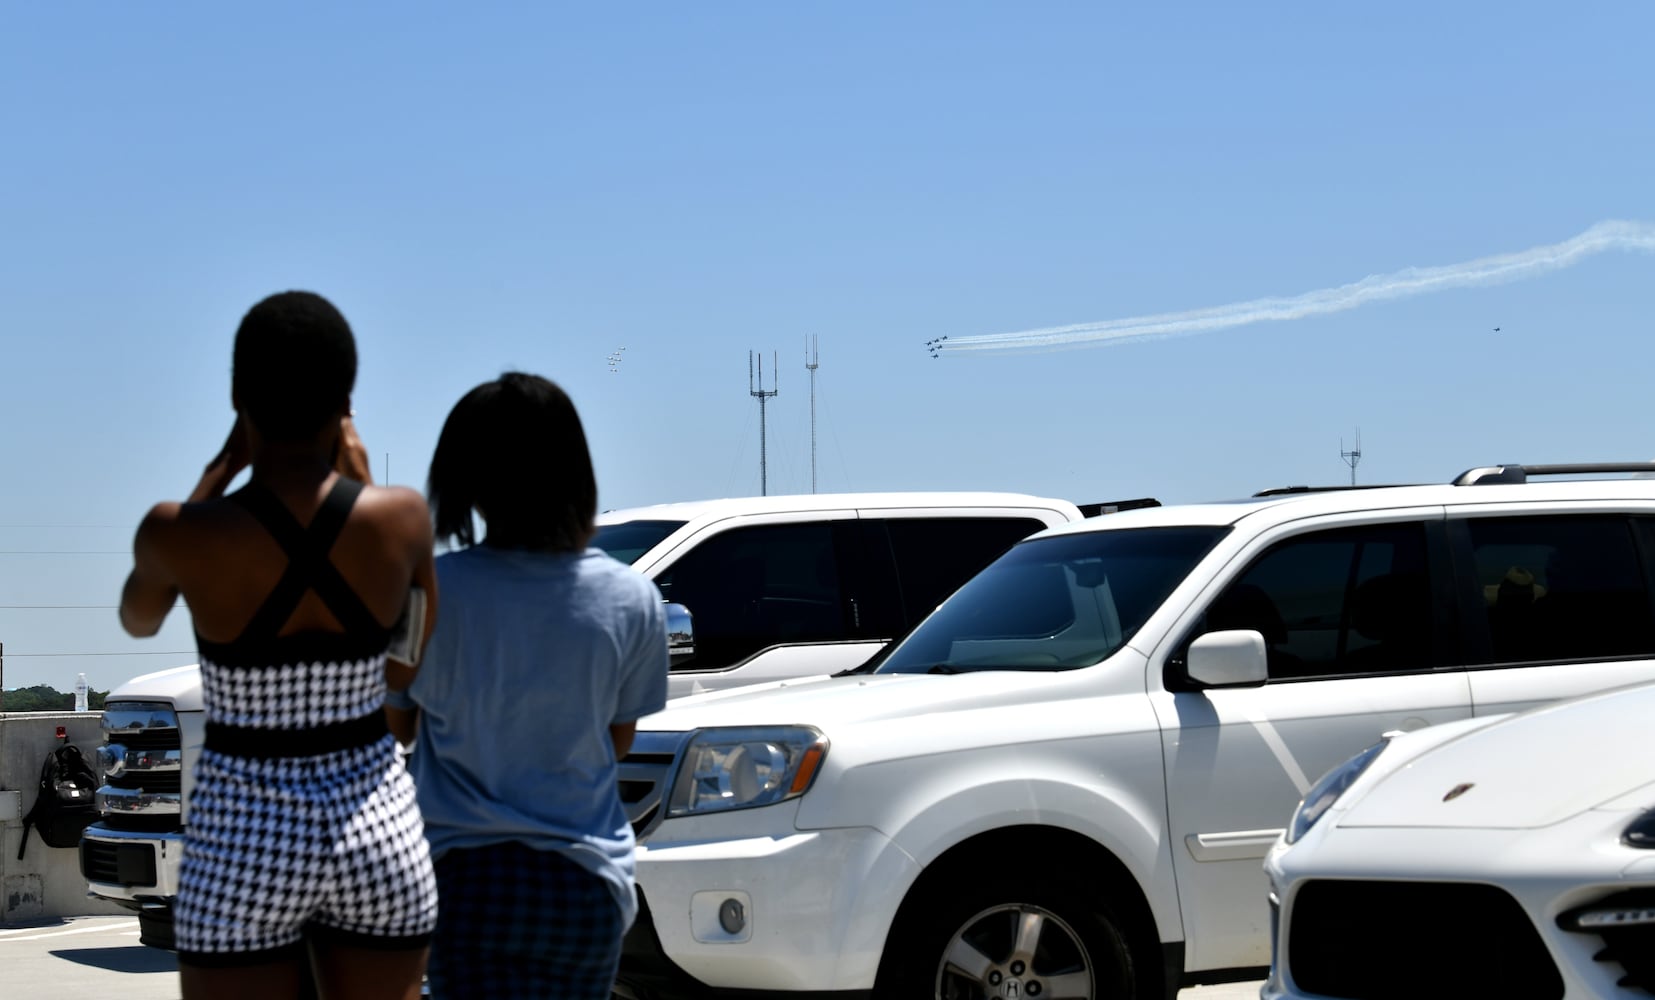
[
  {"x1": 80, "y1": 838, "x2": 158, "y2": 887},
  {"x1": 617, "y1": 732, "x2": 690, "y2": 837},
  {"x1": 1561, "y1": 889, "x2": 1655, "y2": 995},
  {"x1": 99, "y1": 701, "x2": 184, "y2": 832},
  {"x1": 1288, "y1": 880, "x2": 1563, "y2": 1000}
]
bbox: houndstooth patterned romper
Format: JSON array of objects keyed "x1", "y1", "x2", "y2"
[{"x1": 174, "y1": 477, "x2": 437, "y2": 967}]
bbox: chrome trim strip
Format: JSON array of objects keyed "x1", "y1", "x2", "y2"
[
  {"x1": 98, "y1": 745, "x2": 183, "y2": 776},
  {"x1": 101, "y1": 703, "x2": 181, "y2": 738},
  {"x1": 1185, "y1": 829, "x2": 1284, "y2": 862},
  {"x1": 96, "y1": 786, "x2": 182, "y2": 816}
]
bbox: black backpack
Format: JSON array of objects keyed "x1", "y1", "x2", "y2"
[{"x1": 17, "y1": 743, "x2": 100, "y2": 859}]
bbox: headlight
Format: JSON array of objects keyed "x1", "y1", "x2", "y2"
[
  {"x1": 666, "y1": 726, "x2": 828, "y2": 818},
  {"x1": 1286, "y1": 740, "x2": 1389, "y2": 845},
  {"x1": 1625, "y1": 810, "x2": 1655, "y2": 849}
]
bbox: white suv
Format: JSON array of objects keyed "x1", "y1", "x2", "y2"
[{"x1": 613, "y1": 464, "x2": 1655, "y2": 1000}]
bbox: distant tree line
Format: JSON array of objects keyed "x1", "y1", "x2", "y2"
[{"x1": 2, "y1": 684, "x2": 110, "y2": 713}]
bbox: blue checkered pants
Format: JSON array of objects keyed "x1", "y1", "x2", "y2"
[{"x1": 426, "y1": 841, "x2": 623, "y2": 1000}]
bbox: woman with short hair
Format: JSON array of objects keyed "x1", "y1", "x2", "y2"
[
  {"x1": 120, "y1": 290, "x2": 438, "y2": 1000},
  {"x1": 389, "y1": 371, "x2": 669, "y2": 999}
]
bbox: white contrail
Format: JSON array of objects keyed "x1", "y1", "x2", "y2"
[{"x1": 937, "y1": 220, "x2": 1655, "y2": 354}]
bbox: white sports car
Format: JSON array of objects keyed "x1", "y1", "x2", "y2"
[{"x1": 1263, "y1": 681, "x2": 1655, "y2": 1000}]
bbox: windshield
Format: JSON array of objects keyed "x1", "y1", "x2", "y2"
[
  {"x1": 592, "y1": 519, "x2": 686, "y2": 564},
  {"x1": 876, "y1": 525, "x2": 1228, "y2": 674}
]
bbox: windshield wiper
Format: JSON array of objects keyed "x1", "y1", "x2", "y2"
[{"x1": 926, "y1": 663, "x2": 963, "y2": 675}]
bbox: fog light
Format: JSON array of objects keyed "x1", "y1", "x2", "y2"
[{"x1": 718, "y1": 898, "x2": 746, "y2": 934}]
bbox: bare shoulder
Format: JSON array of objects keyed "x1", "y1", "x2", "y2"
[
  {"x1": 138, "y1": 500, "x2": 184, "y2": 531},
  {"x1": 135, "y1": 497, "x2": 237, "y2": 560},
  {"x1": 358, "y1": 484, "x2": 434, "y2": 540},
  {"x1": 135, "y1": 500, "x2": 190, "y2": 548}
]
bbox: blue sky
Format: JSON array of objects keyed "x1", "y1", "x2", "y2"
[{"x1": 3, "y1": 3, "x2": 1653, "y2": 691}]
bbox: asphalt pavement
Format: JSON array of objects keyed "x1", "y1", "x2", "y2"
[
  {"x1": 0, "y1": 915, "x2": 178, "y2": 999},
  {"x1": 2, "y1": 915, "x2": 1264, "y2": 998}
]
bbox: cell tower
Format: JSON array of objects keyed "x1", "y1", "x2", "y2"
[
  {"x1": 749, "y1": 351, "x2": 779, "y2": 496},
  {"x1": 805, "y1": 335, "x2": 820, "y2": 494},
  {"x1": 1340, "y1": 429, "x2": 1363, "y2": 486}
]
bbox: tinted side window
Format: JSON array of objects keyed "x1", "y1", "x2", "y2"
[
  {"x1": 882, "y1": 517, "x2": 1048, "y2": 625},
  {"x1": 1205, "y1": 522, "x2": 1433, "y2": 679},
  {"x1": 654, "y1": 523, "x2": 847, "y2": 671},
  {"x1": 1463, "y1": 516, "x2": 1654, "y2": 664}
]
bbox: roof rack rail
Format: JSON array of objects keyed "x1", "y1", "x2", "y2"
[
  {"x1": 1252, "y1": 484, "x2": 1417, "y2": 497},
  {"x1": 1453, "y1": 462, "x2": 1655, "y2": 486},
  {"x1": 1078, "y1": 497, "x2": 1161, "y2": 517}
]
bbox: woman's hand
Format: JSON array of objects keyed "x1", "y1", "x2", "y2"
[
  {"x1": 336, "y1": 414, "x2": 374, "y2": 484},
  {"x1": 189, "y1": 416, "x2": 251, "y2": 502}
]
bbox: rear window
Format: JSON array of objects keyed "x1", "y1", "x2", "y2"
[
  {"x1": 1464, "y1": 515, "x2": 1655, "y2": 664},
  {"x1": 882, "y1": 516, "x2": 1049, "y2": 622}
]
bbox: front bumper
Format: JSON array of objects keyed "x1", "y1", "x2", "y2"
[
  {"x1": 616, "y1": 807, "x2": 918, "y2": 997},
  {"x1": 616, "y1": 888, "x2": 870, "y2": 1000},
  {"x1": 1262, "y1": 819, "x2": 1655, "y2": 999},
  {"x1": 79, "y1": 824, "x2": 183, "y2": 950}
]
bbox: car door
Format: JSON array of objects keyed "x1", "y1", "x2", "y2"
[
  {"x1": 1149, "y1": 509, "x2": 1473, "y2": 973},
  {"x1": 1447, "y1": 507, "x2": 1655, "y2": 716}
]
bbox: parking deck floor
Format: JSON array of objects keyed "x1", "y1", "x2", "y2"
[{"x1": 2, "y1": 915, "x2": 1265, "y2": 998}]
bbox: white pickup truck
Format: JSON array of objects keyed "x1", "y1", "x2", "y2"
[{"x1": 80, "y1": 490, "x2": 1100, "y2": 947}]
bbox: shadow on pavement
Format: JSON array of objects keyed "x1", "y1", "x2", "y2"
[{"x1": 50, "y1": 946, "x2": 179, "y2": 974}]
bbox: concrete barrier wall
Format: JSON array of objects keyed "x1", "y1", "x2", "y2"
[{"x1": 0, "y1": 712, "x2": 128, "y2": 925}]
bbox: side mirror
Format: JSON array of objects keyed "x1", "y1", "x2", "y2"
[
  {"x1": 665, "y1": 602, "x2": 695, "y2": 667},
  {"x1": 1186, "y1": 629, "x2": 1269, "y2": 688}
]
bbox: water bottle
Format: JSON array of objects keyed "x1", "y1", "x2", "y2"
[{"x1": 75, "y1": 672, "x2": 89, "y2": 712}]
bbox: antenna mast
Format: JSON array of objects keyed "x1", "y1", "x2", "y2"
[
  {"x1": 749, "y1": 351, "x2": 779, "y2": 496},
  {"x1": 1340, "y1": 429, "x2": 1363, "y2": 486},
  {"x1": 805, "y1": 335, "x2": 820, "y2": 493}
]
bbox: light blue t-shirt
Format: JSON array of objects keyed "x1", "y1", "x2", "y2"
[{"x1": 404, "y1": 545, "x2": 669, "y2": 928}]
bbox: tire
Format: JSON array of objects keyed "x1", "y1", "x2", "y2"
[{"x1": 876, "y1": 874, "x2": 1140, "y2": 1000}]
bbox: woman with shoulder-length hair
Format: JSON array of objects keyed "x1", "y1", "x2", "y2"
[
  {"x1": 387, "y1": 371, "x2": 669, "y2": 999},
  {"x1": 120, "y1": 291, "x2": 439, "y2": 1000}
]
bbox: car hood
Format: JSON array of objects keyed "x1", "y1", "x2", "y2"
[
  {"x1": 1340, "y1": 681, "x2": 1655, "y2": 830},
  {"x1": 637, "y1": 668, "x2": 1081, "y2": 734},
  {"x1": 108, "y1": 663, "x2": 205, "y2": 711}
]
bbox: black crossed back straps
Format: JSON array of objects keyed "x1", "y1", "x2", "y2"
[
  {"x1": 198, "y1": 476, "x2": 393, "y2": 758},
  {"x1": 228, "y1": 476, "x2": 386, "y2": 644}
]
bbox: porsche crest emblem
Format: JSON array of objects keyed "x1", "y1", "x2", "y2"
[{"x1": 1442, "y1": 783, "x2": 1475, "y2": 802}]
